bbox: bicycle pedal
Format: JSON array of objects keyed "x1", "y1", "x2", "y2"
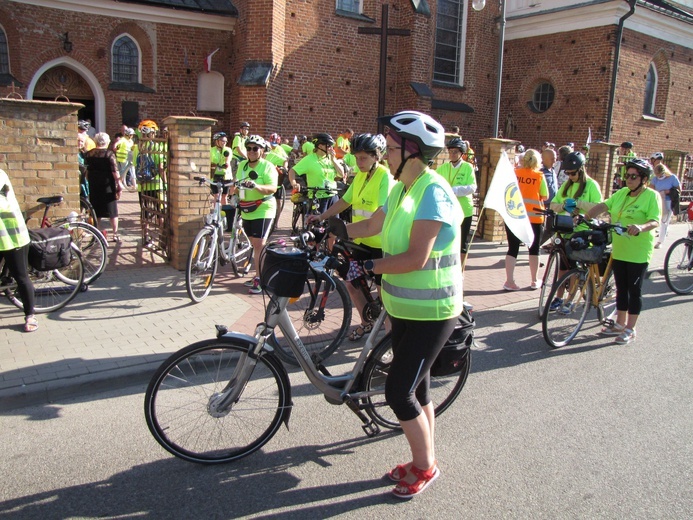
[{"x1": 362, "y1": 421, "x2": 380, "y2": 437}]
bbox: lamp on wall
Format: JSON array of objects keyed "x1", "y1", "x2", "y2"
[
  {"x1": 473, "y1": 0, "x2": 505, "y2": 138},
  {"x1": 62, "y1": 32, "x2": 73, "y2": 53}
]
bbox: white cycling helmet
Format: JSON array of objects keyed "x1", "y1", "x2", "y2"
[
  {"x1": 245, "y1": 134, "x2": 268, "y2": 151},
  {"x1": 378, "y1": 110, "x2": 445, "y2": 162}
]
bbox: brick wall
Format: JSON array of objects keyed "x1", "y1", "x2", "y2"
[{"x1": 0, "y1": 98, "x2": 82, "y2": 226}]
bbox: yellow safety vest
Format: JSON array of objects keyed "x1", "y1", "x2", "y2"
[
  {"x1": 349, "y1": 163, "x2": 393, "y2": 249},
  {"x1": 381, "y1": 170, "x2": 463, "y2": 321}
]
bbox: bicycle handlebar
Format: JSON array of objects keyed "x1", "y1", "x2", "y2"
[{"x1": 194, "y1": 171, "x2": 258, "y2": 189}]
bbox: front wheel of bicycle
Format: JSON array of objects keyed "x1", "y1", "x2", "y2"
[
  {"x1": 291, "y1": 202, "x2": 307, "y2": 235},
  {"x1": 185, "y1": 227, "x2": 219, "y2": 303},
  {"x1": 144, "y1": 339, "x2": 290, "y2": 464},
  {"x1": 664, "y1": 238, "x2": 693, "y2": 295},
  {"x1": 538, "y1": 250, "x2": 560, "y2": 319},
  {"x1": 10, "y1": 244, "x2": 85, "y2": 313},
  {"x1": 361, "y1": 335, "x2": 471, "y2": 430},
  {"x1": 269, "y1": 271, "x2": 352, "y2": 367},
  {"x1": 542, "y1": 269, "x2": 592, "y2": 348},
  {"x1": 66, "y1": 221, "x2": 108, "y2": 285}
]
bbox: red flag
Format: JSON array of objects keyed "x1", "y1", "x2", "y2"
[{"x1": 204, "y1": 48, "x2": 220, "y2": 73}]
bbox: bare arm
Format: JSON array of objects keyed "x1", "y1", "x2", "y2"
[{"x1": 347, "y1": 207, "x2": 385, "y2": 239}]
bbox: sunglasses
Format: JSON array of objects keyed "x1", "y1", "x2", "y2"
[
  {"x1": 567, "y1": 171, "x2": 579, "y2": 177},
  {"x1": 624, "y1": 174, "x2": 641, "y2": 180},
  {"x1": 245, "y1": 146, "x2": 260, "y2": 152}
]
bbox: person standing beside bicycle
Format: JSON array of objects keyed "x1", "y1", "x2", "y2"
[
  {"x1": 210, "y1": 132, "x2": 233, "y2": 205},
  {"x1": 546, "y1": 151, "x2": 603, "y2": 311},
  {"x1": 306, "y1": 133, "x2": 395, "y2": 341},
  {"x1": 230, "y1": 122, "x2": 250, "y2": 175},
  {"x1": 346, "y1": 111, "x2": 463, "y2": 499},
  {"x1": 234, "y1": 135, "x2": 277, "y2": 295},
  {"x1": 584, "y1": 158, "x2": 660, "y2": 345},
  {"x1": 435, "y1": 137, "x2": 477, "y2": 264},
  {"x1": 650, "y1": 162, "x2": 680, "y2": 249},
  {"x1": 0, "y1": 169, "x2": 37, "y2": 332},
  {"x1": 288, "y1": 133, "x2": 344, "y2": 214}
]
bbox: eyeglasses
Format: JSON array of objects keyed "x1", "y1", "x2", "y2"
[
  {"x1": 245, "y1": 146, "x2": 260, "y2": 152},
  {"x1": 624, "y1": 174, "x2": 641, "y2": 180}
]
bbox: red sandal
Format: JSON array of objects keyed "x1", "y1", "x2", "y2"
[
  {"x1": 392, "y1": 462, "x2": 439, "y2": 499},
  {"x1": 387, "y1": 463, "x2": 410, "y2": 482}
]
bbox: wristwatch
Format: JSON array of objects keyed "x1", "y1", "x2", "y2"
[{"x1": 364, "y1": 259, "x2": 375, "y2": 274}]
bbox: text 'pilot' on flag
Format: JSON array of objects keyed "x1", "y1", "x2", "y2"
[
  {"x1": 483, "y1": 151, "x2": 535, "y2": 246},
  {"x1": 204, "y1": 48, "x2": 220, "y2": 73}
]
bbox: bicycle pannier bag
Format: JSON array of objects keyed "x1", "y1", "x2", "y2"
[
  {"x1": 260, "y1": 245, "x2": 309, "y2": 297},
  {"x1": 28, "y1": 227, "x2": 72, "y2": 271},
  {"x1": 565, "y1": 230, "x2": 607, "y2": 264},
  {"x1": 430, "y1": 308, "x2": 475, "y2": 377}
]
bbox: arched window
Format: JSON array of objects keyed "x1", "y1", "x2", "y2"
[
  {"x1": 0, "y1": 26, "x2": 9, "y2": 75},
  {"x1": 112, "y1": 35, "x2": 139, "y2": 84},
  {"x1": 643, "y1": 62, "x2": 657, "y2": 116}
]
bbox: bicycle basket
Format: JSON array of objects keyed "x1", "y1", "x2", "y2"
[
  {"x1": 430, "y1": 309, "x2": 475, "y2": 377},
  {"x1": 291, "y1": 191, "x2": 307, "y2": 204},
  {"x1": 566, "y1": 230, "x2": 608, "y2": 264},
  {"x1": 260, "y1": 245, "x2": 309, "y2": 297},
  {"x1": 552, "y1": 214, "x2": 574, "y2": 234}
]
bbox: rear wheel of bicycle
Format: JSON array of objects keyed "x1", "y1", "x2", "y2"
[
  {"x1": 79, "y1": 197, "x2": 98, "y2": 228},
  {"x1": 10, "y1": 244, "x2": 85, "y2": 313},
  {"x1": 229, "y1": 225, "x2": 253, "y2": 277},
  {"x1": 186, "y1": 227, "x2": 219, "y2": 303},
  {"x1": 144, "y1": 339, "x2": 290, "y2": 464},
  {"x1": 66, "y1": 222, "x2": 107, "y2": 285},
  {"x1": 361, "y1": 335, "x2": 471, "y2": 430},
  {"x1": 596, "y1": 267, "x2": 617, "y2": 324},
  {"x1": 269, "y1": 271, "x2": 352, "y2": 367},
  {"x1": 538, "y1": 250, "x2": 560, "y2": 319},
  {"x1": 542, "y1": 269, "x2": 591, "y2": 348},
  {"x1": 664, "y1": 238, "x2": 693, "y2": 295}
]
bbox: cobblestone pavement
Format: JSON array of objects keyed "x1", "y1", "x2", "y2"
[{"x1": 0, "y1": 189, "x2": 688, "y2": 410}]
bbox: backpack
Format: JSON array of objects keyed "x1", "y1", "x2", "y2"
[
  {"x1": 669, "y1": 185, "x2": 680, "y2": 216},
  {"x1": 28, "y1": 227, "x2": 73, "y2": 271},
  {"x1": 136, "y1": 153, "x2": 157, "y2": 182}
]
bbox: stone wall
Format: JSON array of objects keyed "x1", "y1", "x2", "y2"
[{"x1": 0, "y1": 98, "x2": 83, "y2": 227}]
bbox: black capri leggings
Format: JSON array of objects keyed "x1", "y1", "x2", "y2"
[
  {"x1": 385, "y1": 315, "x2": 459, "y2": 422},
  {"x1": 611, "y1": 258, "x2": 648, "y2": 315},
  {"x1": 0, "y1": 244, "x2": 35, "y2": 316},
  {"x1": 505, "y1": 222, "x2": 543, "y2": 257}
]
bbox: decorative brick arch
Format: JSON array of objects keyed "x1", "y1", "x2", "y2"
[
  {"x1": 26, "y1": 57, "x2": 106, "y2": 131},
  {"x1": 649, "y1": 50, "x2": 670, "y2": 118}
]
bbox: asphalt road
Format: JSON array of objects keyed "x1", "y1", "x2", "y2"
[{"x1": 0, "y1": 274, "x2": 691, "y2": 519}]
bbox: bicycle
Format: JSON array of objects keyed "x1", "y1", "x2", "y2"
[
  {"x1": 541, "y1": 217, "x2": 625, "y2": 348},
  {"x1": 290, "y1": 185, "x2": 338, "y2": 234},
  {"x1": 267, "y1": 221, "x2": 352, "y2": 367},
  {"x1": 536, "y1": 209, "x2": 575, "y2": 319},
  {"x1": 663, "y1": 220, "x2": 693, "y2": 295},
  {"x1": 144, "y1": 231, "x2": 471, "y2": 464},
  {"x1": 185, "y1": 176, "x2": 255, "y2": 303},
  {"x1": 36, "y1": 196, "x2": 108, "y2": 286},
  {"x1": 0, "y1": 237, "x2": 85, "y2": 313}
]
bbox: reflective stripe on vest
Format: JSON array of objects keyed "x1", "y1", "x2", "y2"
[{"x1": 380, "y1": 170, "x2": 463, "y2": 321}]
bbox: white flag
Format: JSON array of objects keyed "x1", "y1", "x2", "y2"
[
  {"x1": 483, "y1": 152, "x2": 535, "y2": 246},
  {"x1": 587, "y1": 127, "x2": 592, "y2": 145}
]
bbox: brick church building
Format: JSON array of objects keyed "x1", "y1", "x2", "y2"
[{"x1": 1, "y1": 0, "x2": 691, "y2": 156}]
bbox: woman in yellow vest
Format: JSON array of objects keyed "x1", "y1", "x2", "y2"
[
  {"x1": 503, "y1": 149, "x2": 548, "y2": 291},
  {"x1": 347, "y1": 111, "x2": 463, "y2": 499},
  {"x1": 307, "y1": 133, "x2": 395, "y2": 340},
  {"x1": 0, "y1": 169, "x2": 37, "y2": 332}
]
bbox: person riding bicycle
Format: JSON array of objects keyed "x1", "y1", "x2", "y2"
[
  {"x1": 288, "y1": 133, "x2": 344, "y2": 214},
  {"x1": 435, "y1": 137, "x2": 477, "y2": 263},
  {"x1": 210, "y1": 132, "x2": 233, "y2": 205},
  {"x1": 307, "y1": 133, "x2": 395, "y2": 340},
  {"x1": 346, "y1": 110, "x2": 463, "y2": 498},
  {"x1": 546, "y1": 151, "x2": 603, "y2": 311},
  {"x1": 584, "y1": 158, "x2": 660, "y2": 345},
  {"x1": 234, "y1": 135, "x2": 278, "y2": 295},
  {"x1": 0, "y1": 169, "x2": 37, "y2": 332}
]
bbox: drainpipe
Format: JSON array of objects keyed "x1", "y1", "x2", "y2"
[{"x1": 605, "y1": 0, "x2": 637, "y2": 142}]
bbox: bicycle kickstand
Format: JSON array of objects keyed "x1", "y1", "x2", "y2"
[{"x1": 344, "y1": 398, "x2": 381, "y2": 437}]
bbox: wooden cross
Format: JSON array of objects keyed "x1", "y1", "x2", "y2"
[{"x1": 358, "y1": 4, "x2": 410, "y2": 131}]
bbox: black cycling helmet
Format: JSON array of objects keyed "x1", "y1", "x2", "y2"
[
  {"x1": 240, "y1": 122, "x2": 250, "y2": 129},
  {"x1": 563, "y1": 151, "x2": 586, "y2": 171},
  {"x1": 312, "y1": 132, "x2": 335, "y2": 147},
  {"x1": 620, "y1": 141, "x2": 633, "y2": 149},
  {"x1": 350, "y1": 133, "x2": 387, "y2": 156},
  {"x1": 78, "y1": 120, "x2": 89, "y2": 130},
  {"x1": 625, "y1": 158, "x2": 653, "y2": 181},
  {"x1": 447, "y1": 137, "x2": 468, "y2": 153},
  {"x1": 212, "y1": 131, "x2": 227, "y2": 141}
]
